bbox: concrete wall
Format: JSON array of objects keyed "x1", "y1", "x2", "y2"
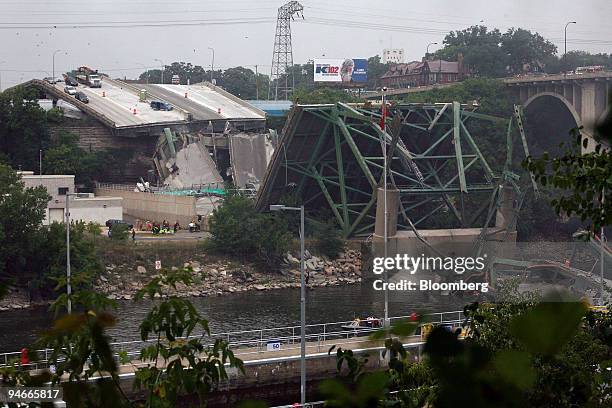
[
  {"x1": 95, "y1": 187, "x2": 196, "y2": 225},
  {"x1": 69, "y1": 197, "x2": 123, "y2": 225},
  {"x1": 21, "y1": 174, "x2": 75, "y2": 202}
]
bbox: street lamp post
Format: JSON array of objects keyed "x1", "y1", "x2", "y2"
[
  {"x1": 270, "y1": 204, "x2": 306, "y2": 406},
  {"x1": 564, "y1": 21, "x2": 577, "y2": 73},
  {"x1": 154, "y1": 58, "x2": 165, "y2": 84},
  {"x1": 65, "y1": 192, "x2": 78, "y2": 315},
  {"x1": 52, "y1": 50, "x2": 62, "y2": 82},
  {"x1": 208, "y1": 47, "x2": 215, "y2": 83},
  {"x1": 426, "y1": 42, "x2": 438, "y2": 60}
]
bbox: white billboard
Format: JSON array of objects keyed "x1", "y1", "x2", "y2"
[{"x1": 314, "y1": 58, "x2": 368, "y2": 83}]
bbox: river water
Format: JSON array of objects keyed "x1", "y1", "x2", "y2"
[{"x1": 0, "y1": 284, "x2": 465, "y2": 353}]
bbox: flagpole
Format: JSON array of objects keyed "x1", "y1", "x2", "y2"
[{"x1": 382, "y1": 87, "x2": 389, "y2": 327}]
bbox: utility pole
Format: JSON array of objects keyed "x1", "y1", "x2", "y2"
[
  {"x1": 65, "y1": 193, "x2": 76, "y2": 315},
  {"x1": 255, "y1": 64, "x2": 259, "y2": 100},
  {"x1": 269, "y1": 1, "x2": 304, "y2": 100},
  {"x1": 208, "y1": 47, "x2": 215, "y2": 83},
  {"x1": 154, "y1": 58, "x2": 165, "y2": 84}
]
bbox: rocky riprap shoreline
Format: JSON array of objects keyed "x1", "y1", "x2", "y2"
[
  {"x1": 95, "y1": 249, "x2": 363, "y2": 301},
  {"x1": 0, "y1": 249, "x2": 363, "y2": 311}
]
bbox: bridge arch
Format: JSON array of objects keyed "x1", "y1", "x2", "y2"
[
  {"x1": 523, "y1": 92, "x2": 582, "y2": 129},
  {"x1": 522, "y1": 92, "x2": 583, "y2": 157}
]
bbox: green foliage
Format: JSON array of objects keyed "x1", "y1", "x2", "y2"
[
  {"x1": 464, "y1": 295, "x2": 610, "y2": 407},
  {"x1": 110, "y1": 222, "x2": 129, "y2": 241},
  {"x1": 310, "y1": 218, "x2": 345, "y2": 258},
  {"x1": 436, "y1": 25, "x2": 557, "y2": 77},
  {"x1": 140, "y1": 61, "x2": 269, "y2": 99},
  {"x1": 0, "y1": 164, "x2": 50, "y2": 297},
  {"x1": 525, "y1": 130, "x2": 611, "y2": 232},
  {"x1": 322, "y1": 291, "x2": 609, "y2": 408},
  {"x1": 35, "y1": 309, "x2": 129, "y2": 407},
  {"x1": 133, "y1": 268, "x2": 244, "y2": 407},
  {"x1": 207, "y1": 193, "x2": 292, "y2": 269},
  {"x1": 28, "y1": 221, "x2": 103, "y2": 301},
  {"x1": 292, "y1": 87, "x2": 361, "y2": 104},
  {"x1": 0, "y1": 85, "x2": 50, "y2": 171},
  {"x1": 43, "y1": 131, "x2": 123, "y2": 190}
]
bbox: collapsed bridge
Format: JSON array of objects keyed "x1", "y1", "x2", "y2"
[{"x1": 256, "y1": 101, "x2": 532, "y2": 241}]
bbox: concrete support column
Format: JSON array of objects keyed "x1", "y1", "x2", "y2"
[
  {"x1": 573, "y1": 84, "x2": 582, "y2": 121},
  {"x1": 374, "y1": 186, "x2": 399, "y2": 238},
  {"x1": 581, "y1": 82, "x2": 598, "y2": 138},
  {"x1": 495, "y1": 185, "x2": 517, "y2": 232}
]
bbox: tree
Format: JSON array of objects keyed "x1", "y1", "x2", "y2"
[
  {"x1": 436, "y1": 25, "x2": 558, "y2": 77},
  {"x1": 206, "y1": 193, "x2": 292, "y2": 269},
  {"x1": 366, "y1": 55, "x2": 389, "y2": 90},
  {"x1": 43, "y1": 131, "x2": 112, "y2": 190},
  {"x1": 436, "y1": 25, "x2": 508, "y2": 77},
  {"x1": 0, "y1": 164, "x2": 50, "y2": 297},
  {"x1": 292, "y1": 87, "x2": 360, "y2": 104},
  {"x1": 501, "y1": 28, "x2": 557, "y2": 74},
  {"x1": 132, "y1": 269, "x2": 244, "y2": 407},
  {"x1": 0, "y1": 85, "x2": 51, "y2": 171},
  {"x1": 218, "y1": 66, "x2": 258, "y2": 99}
]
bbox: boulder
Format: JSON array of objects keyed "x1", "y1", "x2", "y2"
[
  {"x1": 286, "y1": 253, "x2": 299, "y2": 264},
  {"x1": 137, "y1": 266, "x2": 147, "y2": 274}
]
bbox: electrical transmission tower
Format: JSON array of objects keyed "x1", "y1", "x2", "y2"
[{"x1": 269, "y1": 1, "x2": 303, "y2": 101}]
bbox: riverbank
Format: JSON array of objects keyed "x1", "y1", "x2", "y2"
[{"x1": 0, "y1": 241, "x2": 364, "y2": 310}]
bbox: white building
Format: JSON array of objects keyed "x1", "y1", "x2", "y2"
[
  {"x1": 18, "y1": 171, "x2": 122, "y2": 225},
  {"x1": 383, "y1": 49, "x2": 405, "y2": 64}
]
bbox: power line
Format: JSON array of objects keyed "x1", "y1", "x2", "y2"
[{"x1": 0, "y1": 17, "x2": 275, "y2": 29}]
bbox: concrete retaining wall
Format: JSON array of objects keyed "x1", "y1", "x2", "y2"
[{"x1": 95, "y1": 188, "x2": 196, "y2": 225}]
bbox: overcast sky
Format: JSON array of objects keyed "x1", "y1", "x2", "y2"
[{"x1": 0, "y1": 0, "x2": 611, "y2": 89}]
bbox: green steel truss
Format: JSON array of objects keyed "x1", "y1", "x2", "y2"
[{"x1": 256, "y1": 102, "x2": 529, "y2": 238}]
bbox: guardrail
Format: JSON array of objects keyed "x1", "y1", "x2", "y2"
[{"x1": 0, "y1": 311, "x2": 465, "y2": 370}]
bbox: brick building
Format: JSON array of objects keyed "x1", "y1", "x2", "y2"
[{"x1": 380, "y1": 54, "x2": 466, "y2": 88}]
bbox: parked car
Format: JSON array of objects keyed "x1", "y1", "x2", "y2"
[
  {"x1": 150, "y1": 100, "x2": 173, "y2": 111},
  {"x1": 105, "y1": 219, "x2": 133, "y2": 229},
  {"x1": 75, "y1": 91, "x2": 89, "y2": 103},
  {"x1": 64, "y1": 86, "x2": 77, "y2": 95}
]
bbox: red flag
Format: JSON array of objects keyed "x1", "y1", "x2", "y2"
[{"x1": 380, "y1": 101, "x2": 386, "y2": 130}]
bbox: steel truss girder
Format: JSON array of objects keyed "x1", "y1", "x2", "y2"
[{"x1": 256, "y1": 102, "x2": 526, "y2": 238}]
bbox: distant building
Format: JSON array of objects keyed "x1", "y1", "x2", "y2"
[
  {"x1": 18, "y1": 171, "x2": 122, "y2": 225},
  {"x1": 383, "y1": 49, "x2": 405, "y2": 64},
  {"x1": 380, "y1": 54, "x2": 467, "y2": 88}
]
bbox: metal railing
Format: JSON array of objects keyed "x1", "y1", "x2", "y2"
[
  {"x1": 0, "y1": 310, "x2": 465, "y2": 371},
  {"x1": 95, "y1": 182, "x2": 138, "y2": 192}
]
